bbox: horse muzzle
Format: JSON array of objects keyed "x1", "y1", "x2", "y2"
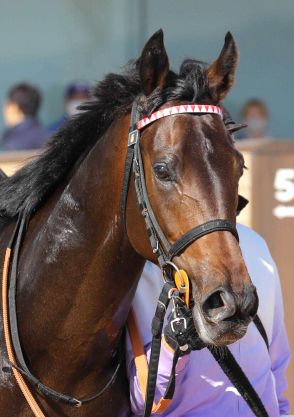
[{"x1": 193, "y1": 285, "x2": 259, "y2": 346}]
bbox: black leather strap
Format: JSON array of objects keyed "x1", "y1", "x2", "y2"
[
  {"x1": 253, "y1": 315, "x2": 269, "y2": 350},
  {"x1": 134, "y1": 139, "x2": 171, "y2": 266},
  {"x1": 120, "y1": 144, "x2": 135, "y2": 234},
  {"x1": 142, "y1": 281, "x2": 174, "y2": 417},
  {"x1": 164, "y1": 348, "x2": 180, "y2": 399},
  {"x1": 209, "y1": 346, "x2": 269, "y2": 417},
  {"x1": 120, "y1": 95, "x2": 142, "y2": 234},
  {"x1": 168, "y1": 219, "x2": 239, "y2": 259}
]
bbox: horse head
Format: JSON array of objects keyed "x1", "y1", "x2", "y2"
[{"x1": 126, "y1": 30, "x2": 258, "y2": 347}]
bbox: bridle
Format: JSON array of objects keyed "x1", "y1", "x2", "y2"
[
  {"x1": 121, "y1": 97, "x2": 239, "y2": 270},
  {"x1": 1, "y1": 96, "x2": 269, "y2": 417},
  {"x1": 122, "y1": 96, "x2": 270, "y2": 417}
]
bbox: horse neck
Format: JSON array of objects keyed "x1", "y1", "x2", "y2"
[{"x1": 18, "y1": 115, "x2": 145, "y2": 376}]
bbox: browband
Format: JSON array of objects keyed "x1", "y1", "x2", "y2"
[{"x1": 137, "y1": 104, "x2": 223, "y2": 130}]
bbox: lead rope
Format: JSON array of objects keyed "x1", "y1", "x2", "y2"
[{"x1": 2, "y1": 247, "x2": 46, "y2": 417}]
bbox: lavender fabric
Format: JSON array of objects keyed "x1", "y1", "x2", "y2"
[{"x1": 126, "y1": 224, "x2": 291, "y2": 417}]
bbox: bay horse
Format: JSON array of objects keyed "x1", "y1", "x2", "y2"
[{"x1": 0, "y1": 30, "x2": 258, "y2": 416}]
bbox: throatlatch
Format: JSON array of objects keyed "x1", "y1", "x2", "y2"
[{"x1": 124, "y1": 97, "x2": 269, "y2": 417}]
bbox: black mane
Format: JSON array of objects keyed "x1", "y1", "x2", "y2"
[{"x1": 0, "y1": 59, "x2": 216, "y2": 220}]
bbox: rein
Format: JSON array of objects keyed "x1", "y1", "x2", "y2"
[{"x1": 123, "y1": 97, "x2": 270, "y2": 417}]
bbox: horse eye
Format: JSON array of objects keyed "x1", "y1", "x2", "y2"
[{"x1": 153, "y1": 163, "x2": 172, "y2": 182}]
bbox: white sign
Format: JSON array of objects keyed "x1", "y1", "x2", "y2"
[
  {"x1": 273, "y1": 205, "x2": 294, "y2": 219},
  {"x1": 273, "y1": 168, "x2": 294, "y2": 218}
]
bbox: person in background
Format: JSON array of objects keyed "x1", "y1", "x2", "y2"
[
  {"x1": 237, "y1": 98, "x2": 270, "y2": 140},
  {"x1": 47, "y1": 80, "x2": 91, "y2": 134},
  {"x1": 1, "y1": 83, "x2": 47, "y2": 150}
]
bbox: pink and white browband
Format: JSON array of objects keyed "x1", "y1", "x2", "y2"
[{"x1": 137, "y1": 104, "x2": 223, "y2": 130}]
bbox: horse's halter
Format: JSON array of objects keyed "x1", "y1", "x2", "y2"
[{"x1": 121, "y1": 96, "x2": 239, "y2": 274}]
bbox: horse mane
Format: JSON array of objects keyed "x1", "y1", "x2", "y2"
[{"x1": 0, "y1": 59, "x2": 214, "y2": 220}]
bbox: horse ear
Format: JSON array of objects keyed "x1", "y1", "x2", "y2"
[
  {"x1": 237, "y1": 194, "x2": 249, "y2": 215},
  {"x1": 139, "y1": 29, "x2": 169, "y2": 96},
  {"x1": 206, "y1": 32, "x2": 239, "y2": 101}
]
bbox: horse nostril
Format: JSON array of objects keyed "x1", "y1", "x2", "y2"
[
  {"x1": 201, "y1": 286, "x2": 259, "y2": 325},
  {"x1": 202, "y1": 289, "x2": 237, "y2": 323},
  {"x1": 204, "y1": 291, "x2": 224, "y2": 310}
]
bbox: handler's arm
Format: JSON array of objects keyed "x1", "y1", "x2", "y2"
[{"x1": 126, "y1": 337, "x2": 189, "y2": 415}]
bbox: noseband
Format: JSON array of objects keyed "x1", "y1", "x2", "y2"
[{"x1": 121, "y1": 97, "x2": 239, "y2": 271}]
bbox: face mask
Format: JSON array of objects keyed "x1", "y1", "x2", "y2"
[
  {"x1": 245, "y1": 117, "x2": 267, "y2": 134},
  {"x1": 65, "y1": 99, "x2": 86, "y2": 117}
]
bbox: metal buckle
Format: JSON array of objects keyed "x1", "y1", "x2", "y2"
[
  {"x1": 128, "y1": 129, "x2": 139, "y2": 147},
  {"x1": 180, "y1": 343, "x2": 189, "y2": 352},
  {"x1": 162, "y1": 261, "x2": 181, "y2": 281},
  {"x1": 164, "y1": 261, "x2": 187, "y2": 292},
  {"x1": 152, "y1": 240, "x2": 159, "y2": 254},
  {"x1": 170, "y1": 317, "x2": 187, "y2": 333},
  {"x1": 74, "y1": 399, "x2": 82, "y2": 408},
  {"x1": 168, "y1": 287, "x2": 178, "y2": 299}
]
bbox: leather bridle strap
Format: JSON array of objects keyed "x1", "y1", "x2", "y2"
[
  {"x1": 128, "y1": 307, "x2": 270, "y2": 417},
  {"x1": 127, "y1": 307, "x2": 179, "y2": 414},
  {"x1": 133, "y1": 136, "x2": 240, "y2": 273},
  {"x1": 120, "y1": 95, "x2": 142, "y2": 233},
  {"x1": 209, "y1": 346, "x2": 269, "y2": 417},
  {"x1": 142, "y1": 281, "x2": 177, "y2": 417},
  {"x1": 121, "y1": 98, "x2": 172, "y2": 265},
  {"x1": 168, "y1": 219, "x2": 239, "y2": 259},
  {"x1": 253, "y1": 315, "x2": 269, "y2": 350},
  {"x1": 134, "y1": 137, "x2": 171, "y2": 264},
  {"x1": 133, "y1": 129, "x2": 239, "y2": 264},
  {"x1": 121, "y1": 99, "x2": 239, "y2": 267}
]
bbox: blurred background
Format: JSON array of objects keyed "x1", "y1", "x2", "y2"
[
  {"x1": 0, "y1": 0, "x2": 293, "y2": 411},
  {"x1": 0, "y1": 0, "x2": 293, "y2": 139}
]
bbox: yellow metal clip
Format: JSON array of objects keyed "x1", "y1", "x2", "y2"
[{"x1": 174, "y1": 269, "x2": 190, "y2": 307}]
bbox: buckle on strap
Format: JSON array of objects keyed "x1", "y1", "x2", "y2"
[
  {"x1": 163, "y1": 262, "x2": 190, "y2": 307},
  {"x1": 128, "y1": 129, "x2": 139, "y2": 147},
  {"x1": 170, "y1": 317, "x2": 187, "y2": 333},
  {"x1": 74, "y1": 399, "x2": 82, "y2": 408}
]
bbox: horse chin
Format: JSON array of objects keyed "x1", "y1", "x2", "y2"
[{"x1": 193, "y1": 308, "x2": 249, "y2": 347}]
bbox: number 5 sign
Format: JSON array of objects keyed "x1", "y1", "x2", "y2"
[{"x1": 273, "y1": 168, "x2": 294, "y2": 218}]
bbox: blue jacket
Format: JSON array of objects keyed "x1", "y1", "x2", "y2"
[{"x1": 1, "y1": 117, "x2": 48, "y2": 150}]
